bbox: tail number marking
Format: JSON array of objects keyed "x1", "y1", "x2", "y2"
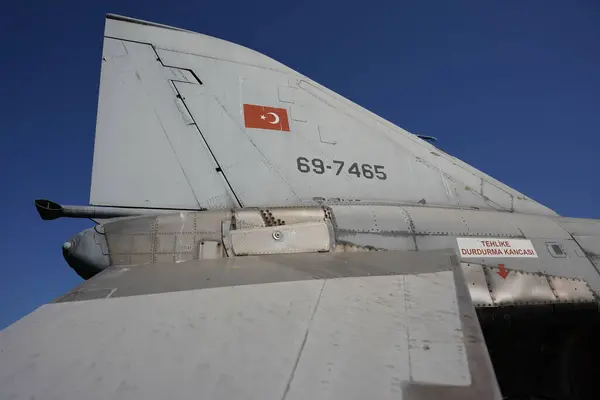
[{"x1": 296, "y1": 157, "x2": 387, "y2": 180}]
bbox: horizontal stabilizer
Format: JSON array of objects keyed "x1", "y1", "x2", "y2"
[{"x1": 0, "y1": 250, "x2": 502, "y2": 399}]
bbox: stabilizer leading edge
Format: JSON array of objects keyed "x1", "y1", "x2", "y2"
[{"x1": 91, "y1": 14, "x2": 555, "y2": 215}]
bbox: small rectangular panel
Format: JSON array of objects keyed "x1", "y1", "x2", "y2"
[
  {"x1": 155, "y1": 235, "x2": 176, "y2": 253},
  {"x1": 548, "y1": 277, "x2": 595, "y2": 303},
  {"x1": 406, "y1": 207, "x2": 468, "y2": 235},
  {"x1": 331, "y1": 205, "x2": 412, "y2": 234},
  {"x1": 105, "y1": 234, "x2": 135, "y2": 255},
  {"x1": 198, "y1": 241, "x2": 222, "y2": 259},
  {"x1": 174, "y1": 234, "x2": 197, "y2": 253},
  {"x1": 107, "y1": 234, "x2": 154, "y2": 255},
  {"x1": 104, "y1": 216, "x2": 156, "y2": 235},
  {"x1": 277, "y1": 86, "x2": 295, "y2": 103},
  {"x1": 284, "y1": 276, "x2": 411, "y2": 400},
  {"x1": 230, "y1": 222, "x2": 331, "y2": 255},
  {"x1": 481, "y1": 181, "x2": 513, "y2": 211},
  {"x1": 290, "y1": 105, "x2": 307, "y2": 122},
  {"x1": 461, "y1": 263, "x2": 494, "y2": 306},
  {"x1": 331, "y1": 205, "x2": 380, "y2": 232},
  {"x1": 234, "y1": 209, "x2": 266, "y2": 228},
  {"x1": 156, "y1": 212, "x2": 196, "y2": 234},
  {"x1": 458, "y1": 238, "x2": 538, "y2": 258},
  {"x1": 460, "y1": 210, "x2": 522, "y2": 236},
  {"x1": 132, "y1": 235, "x2": 154, "y2": 253},
  {"x1": 486, "y1": 268, "x2": 555, "y2": 305},
  {"x1": 193, "y1": 210, "x2": 232, "y2": 236},
  {"x1": 287, "y1": 272, "x2": 472, "y2": 399},
  {"x1": 405, "y1": 271, "x2": 471, "y2": 386},
  {"x1": 318, "y1": 125, "x2": 337, "y2": 145}
]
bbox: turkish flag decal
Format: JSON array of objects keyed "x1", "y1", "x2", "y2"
[{"x1": 243, "y1": 104, "x2": 290, "y2": 132}]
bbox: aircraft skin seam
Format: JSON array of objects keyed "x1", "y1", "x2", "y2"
[
  {"x1": 150, "y1": 104, "x2": 204, "y2": 209},
  {"x1": 150, "y1": 46, "x2": 244, "y2": 208},
  {"x1": 102, "y1": 38, "x2": 530, "y2": 214},
  {"x1": 403, "y1": 274, "x2": 414, "y2": 382},
  {"x1": 157, "y1": 47, "x2": 289, "y2": 73},
  {"x1": 167, "y1": 91, "x2": 244, "y2": 207},
  {"x1": 104, "y1": 38, "x2": 207, "y2": 209},
  {"x1": 299, "y1": 80, "x2": 520, "y2": 210},
  {"x1": 400, "y1": 208, "x2": 419, "y2": 251},
  {"x1": 219, "y1": 103, "x2": 303, "y2": 198},
  {"x1": 212, "y1": 96, "x2": 302, "y2": 202},
  {"x1": 563, "y1": 229, "x2": 600, "y2": 277},
  {"x1": 281, "y1": 279, "x2": 327, "y2": 400},
  {"x1": 108, "y1": 15, "x2": 293, "y2": 75},
  {"x1": 104, "y1": 34, "x2": 290, "y2": 74}
]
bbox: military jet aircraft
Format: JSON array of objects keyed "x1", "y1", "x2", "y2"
[{"x1": 1, "y1": 14, "x2": 599, "y2": 400}]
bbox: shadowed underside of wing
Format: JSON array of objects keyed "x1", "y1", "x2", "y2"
[{"x1": 90, "y1": 14, "x2": 554, "y2": 216}]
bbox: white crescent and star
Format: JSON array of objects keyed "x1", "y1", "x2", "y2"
[{"x1": 260, "y1": 112, "x2": 280, "y2": 124}]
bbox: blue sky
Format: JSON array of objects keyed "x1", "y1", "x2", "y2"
[{"x1": 1, "y1": 1, "x2": 598, "y2": 329}]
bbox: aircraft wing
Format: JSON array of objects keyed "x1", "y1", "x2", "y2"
[
  {"x1": 0, "y1": 250, "x2": 501, "y2": 399},
  {"x1": 91, "y1": 14, "x2": 554, "y2": 216}
]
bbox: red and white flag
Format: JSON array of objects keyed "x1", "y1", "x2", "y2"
[{"x1": 243, "y1": 104, "x2": 290, "y2": 132}]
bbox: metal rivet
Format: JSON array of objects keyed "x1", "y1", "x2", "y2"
[{"x1": 272, "y1": 231, "x2": 283, "y2": 241}]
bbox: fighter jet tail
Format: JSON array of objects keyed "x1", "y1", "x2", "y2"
[{"x1": 90, "y1": 14, "x2": 555, "y2": 216}]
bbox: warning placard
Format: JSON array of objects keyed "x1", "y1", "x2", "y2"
[{"x1": 457, "y1": 238, "x2": 538, "y2": 258}]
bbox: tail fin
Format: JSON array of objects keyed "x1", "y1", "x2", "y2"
[{"x1": 90, "y1": 14, "x2": 555, "y2": 215}]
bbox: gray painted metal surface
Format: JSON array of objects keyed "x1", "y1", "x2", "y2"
[
  {"x1": 92, "y1": 38, "x2": 236, "y2": 209},
  {"x1": 66, "y1": 203, "x2": 600, "y2": 303},
  {"x1": 461, "y1": 261, "x2": 597, "y2": 307},
  {"x1": 230, "y1": 222, "x2": 332, "y2": 255},
  {"x1": 56, "y1": 251, "x2": 459, "y2": 301},
  {"x1": 1, "y1": 251, "x2": 501, "y2": 400},
  {"x1": 462, "y1": 263, "x2": 495, "y2": 306},
  {"x1": 90, "y1": 14, "x2": 555, "y2": 215},
  {"x1": 486, "y1": 267, "x2": 561, "y2": 305},
  {"x1": 557, "y1": 217, "x2": 600, "y2": 271}
]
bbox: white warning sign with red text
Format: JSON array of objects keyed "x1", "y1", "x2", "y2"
[{"x1": 457, "y1": 238, "x2": 538, "y2": 258}]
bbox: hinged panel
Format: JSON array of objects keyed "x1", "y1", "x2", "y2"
[{"x1": 230, "y1": 222, "x2": 332, "y2": 255}]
